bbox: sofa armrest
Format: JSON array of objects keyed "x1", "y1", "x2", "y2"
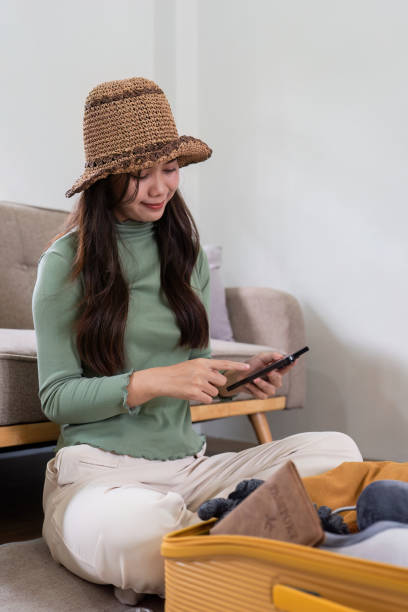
[{"x1": 225, "y1": 287, "x2": 306, "y2": 410}]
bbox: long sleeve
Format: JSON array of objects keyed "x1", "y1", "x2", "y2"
[
  {"x1": 32, "y1": 249, "x2": 136, "y2": 425},
  {"x1": 189, "y1": 246, "x2": 212, "y2": 361}
]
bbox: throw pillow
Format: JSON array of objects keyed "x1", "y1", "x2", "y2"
[{"x1": 202, "y1": 244, "x2": 234, "y2": 342}]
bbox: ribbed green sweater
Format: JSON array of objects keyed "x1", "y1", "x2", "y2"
[{"x1": 32, "y1": 219, "x2": 210, "y2": 460}]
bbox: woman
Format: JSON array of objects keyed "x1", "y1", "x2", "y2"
[{"x1": 32, "y1": 77, "x2": 362, "y2": 604}]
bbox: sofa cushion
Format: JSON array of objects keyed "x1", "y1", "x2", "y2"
[
  {"x1": 0, "y1": 329, "x2": 286, "y2": 426},
  {"x1": 0, "y1": 328, "x2": 37, "y2": 358},
  {"x1": 0, "y1": 329, "x2": 41, "y2": 426},
  {"x1": 210, "y1": 338, "x2": 279, "y2": 359},
  {"x1": 0, "y1": 201, "x2": 68, "y2": 329}
]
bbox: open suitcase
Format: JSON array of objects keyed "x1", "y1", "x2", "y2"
[{"x1": 161, "y1": 518, "x2": 408, "y2": 611}]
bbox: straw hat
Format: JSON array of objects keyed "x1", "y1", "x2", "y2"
[{"x1": 66, "y1": 77, "x2": 212, "y2": 198}]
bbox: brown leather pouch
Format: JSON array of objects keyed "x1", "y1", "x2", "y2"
[{"x1": 210, "y1": 460, "x2": 325, "y2": 547}]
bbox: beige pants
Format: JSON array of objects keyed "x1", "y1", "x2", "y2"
[{"x1": 42, "y1": 431, "x2": 362, "y2": 597}]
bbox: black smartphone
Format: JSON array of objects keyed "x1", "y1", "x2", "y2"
[{"x1": 226, "y1": 346, "x2": 310, "y2": 392}]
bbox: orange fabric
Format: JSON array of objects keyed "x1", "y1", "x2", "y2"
[{"x1": 302, "y1": 461, "x2": 408, "y2": 532}]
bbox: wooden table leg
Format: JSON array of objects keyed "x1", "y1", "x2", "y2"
[{"x1": 248, "y1": 412, "x2": 273, "y2": 444}]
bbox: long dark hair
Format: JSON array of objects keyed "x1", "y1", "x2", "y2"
[{"x1": 45, "y1": 173, "x2": 209, "y2": 376}]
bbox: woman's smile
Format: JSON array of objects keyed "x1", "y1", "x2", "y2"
[
  {"x1": 142, "y1": 201, "x2": 165, "y2": 209},
  {"x1": 114, "y1": 159, "x2": 180, "y2": 222}
]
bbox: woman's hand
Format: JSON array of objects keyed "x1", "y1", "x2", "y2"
[
  {"x1": 129, "y1": 358, "x2": 251, "y2": 406},
  {"x1": 219, "y1": 351, "x2": 295, "y2": 400}
]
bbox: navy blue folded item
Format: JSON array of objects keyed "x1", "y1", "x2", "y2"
[
  {"x1": 198, "y1": 478, "x2": 264, "y2": 520},
  {"x1": 316, "y1": 479, "x2": 408, "y2": 535},
  {"x1": 316, "y1": 505, "x2": 351, "y2": 534},
  {"x1": 357, "y1": 480, "x2": 408, "y2": 531}
]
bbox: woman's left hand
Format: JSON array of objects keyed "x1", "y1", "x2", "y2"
[
  {"x1": 240, "y1": 351, "x2": 294, "y2": 400},
  {"x1": 218, "y1": 351, "x2": 295, "y2": 399}
]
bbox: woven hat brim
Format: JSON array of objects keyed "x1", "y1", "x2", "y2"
[{"x1": 65, "y1": 136, "x2": 212, "y2": 198}]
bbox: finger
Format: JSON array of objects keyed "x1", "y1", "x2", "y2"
[
  {"x1": 204, "y1": 383, "x2": 221, "y2": 398},
  {"x1": 253, "y1": 377, "x2": 277, "y2": 395},
  {"x1": 255, "y1": 351, "x2": 284, "y2": 365},
  {"x1": 207, "y1": 359, "x2": 251, "y2": 372},
  {"x1": 245, "y1": 381, "x2": 268, "y2": 400},
  {"x1": 265, "y1": 371, "x2": 283, "y2": 388},
  {"x1": 208, "y1": 370, "x2": 228, "y2": 386},
  {"x1": 196, "y1": 390, "x2": 215, "y2": 404},
  {"x1": 278, "y1": 361, "x2": 296, "y2": 375},
  {"x1": 246, "y1": 381, "x2": 266, "y2": 398}
]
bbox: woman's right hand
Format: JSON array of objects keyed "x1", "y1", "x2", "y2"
[{"x1": 128, "y1": 359, "x2": 251, "y2": 406}]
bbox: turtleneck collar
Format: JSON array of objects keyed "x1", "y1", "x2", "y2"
[{"x1": 114, "y1": 218, "x2": 155, "y2": 239}]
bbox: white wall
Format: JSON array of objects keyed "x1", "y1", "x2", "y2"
[
  {"x1": 153, "y1": 0, "x2": 201, "y2": 216},
  {"x1": 0, "y1": 0, "x2": 200, "y2": 214},
  {"x1": 2, "y1": 0, "x2": 408, "y2": 460},
  {"x1": 193, "y1": 0, "x2": 408, "y2": 460},
  {"x1": 0, "y1": 0, "x2": 155, "y2": 212}
]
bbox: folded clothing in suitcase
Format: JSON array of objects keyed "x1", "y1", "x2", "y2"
[{"x1": 320, "y1": 520, "x2": 408, "y2": 567}]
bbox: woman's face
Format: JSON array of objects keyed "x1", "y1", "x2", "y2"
[{"x1": 113, "y1": 158, "x2": 180, "y2": 223}]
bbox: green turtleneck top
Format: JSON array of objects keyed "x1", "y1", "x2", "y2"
[{"x1": 32, "y1": 219, "x2": 210, "y2": 460}]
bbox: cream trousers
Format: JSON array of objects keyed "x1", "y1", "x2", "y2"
[{"x1": 42, "y1": 431, "x2": 363, "y2": 597}]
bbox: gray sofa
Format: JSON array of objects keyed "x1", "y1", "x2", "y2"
[{"x1": 0, "y1": 200, "x2": 306, "y2": 446}]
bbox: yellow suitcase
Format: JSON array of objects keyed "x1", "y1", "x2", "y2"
[{"x1": 161, "y1": 519, "x2": 408, "y2": 612}]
